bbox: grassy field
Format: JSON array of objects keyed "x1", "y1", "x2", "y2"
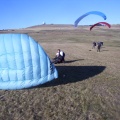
[{"x1": 0, "y1": 25, "x2": 120, "y2": 120}]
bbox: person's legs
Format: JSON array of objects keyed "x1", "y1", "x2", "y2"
[
  {"x1": 62, "y1": 56, "x2": 65, "y2": 63},
  {"x1": 52, "y1": 57, "x2": 59, "y2": 63},
  {"x1": 97, "y1": 45, "x2": 101, "y2": 52},
  {"x1": 98, "y1": 46, "x2": 100, "y2": 52}
]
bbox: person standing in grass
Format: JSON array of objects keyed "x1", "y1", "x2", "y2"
[
  {"x1": 92, "y1": 41, "x2": 96, "y2": 49},
  {"x1": 97, "y1": 42, "x2": 102, "y2": 52}
]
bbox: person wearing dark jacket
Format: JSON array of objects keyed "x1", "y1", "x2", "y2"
[
  {"x1": 52, "y1": 49, "x2": 65, "y2": 64},
  {"x1": 97, "y1": 42, "x2": 102, "y2": 52},
  {"x1": 92, "y1": 42, "x2": 96, "y2": 49}
]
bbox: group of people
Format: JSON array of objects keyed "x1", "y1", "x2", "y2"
[
  {"x1": 52, "y1": 41, "x2": 103, "y2": 64},
  {"x1": 92, "y1": 41, "x2": 103, "y2": 52},
  {"x1": 52, "y1": 49, "x2": 65, "y2": 64}
]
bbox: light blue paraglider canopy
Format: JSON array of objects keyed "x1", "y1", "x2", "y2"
[
  {"x1": 0, "y1": 33, "x2": 58, "y2": 90},
  {"x1": 74, "y1": 11, "x2": 107, "y2": 27}
]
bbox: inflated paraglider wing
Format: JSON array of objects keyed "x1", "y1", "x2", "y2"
[
  {"x1": 90, "y1": 22, "x2": 111, "y2": 31},
  {"x1": 74, "y1": 11, "x2": 107, "y2": 27},
  {"x1": 0, "y1": 34, "x2": 58, "y2": 90}
]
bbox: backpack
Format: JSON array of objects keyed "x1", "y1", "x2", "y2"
[{"x1": 63, "y1": 52, "x2": 65, "y2": 57}]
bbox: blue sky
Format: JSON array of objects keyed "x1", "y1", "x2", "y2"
[{"x1": 0, "y1": 0, "x2": 120, "y2": 29}]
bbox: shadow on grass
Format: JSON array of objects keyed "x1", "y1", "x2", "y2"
[
  {"x1": 101, "y1": 50, "x2": 109, "y2": 51},
  {"x1": 39, "y1": 66, "x2": 106, "y2": 87},
  {"x1": 65, "y1": 59, "x2": 84, "y2": 63}
]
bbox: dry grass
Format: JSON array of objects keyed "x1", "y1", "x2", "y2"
[{"x1": 0, "y1": 25, "x2": 120, "y2": 120}]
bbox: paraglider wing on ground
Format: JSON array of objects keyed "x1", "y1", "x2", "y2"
[{"x1": 0, "y1": 34, "x2": 58, "y2": 90}]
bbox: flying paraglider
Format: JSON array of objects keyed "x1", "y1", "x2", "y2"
[
  {"x1": 90, "y1": 22, "x2": 111, "y2": 31},
  {"x1": 74, "y1": 11, "x2": 107, "y2": 27},
  {"x1": 0, "y1": 34, "x2": 58, "y2": 90}
]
